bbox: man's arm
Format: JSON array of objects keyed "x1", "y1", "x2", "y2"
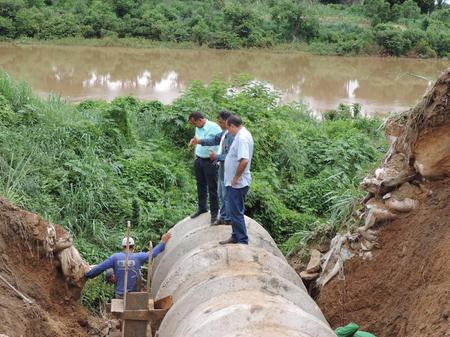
[
  {"x1": 137, "y1": 232, "x2": 172, "y2": 263},
  {"x1": 85, "y1": 256, "x2": 114, "y2": 278},
  {"x1": 135, "y1": 243, "x2": 165, "y2": 263},
  {"x1": 231, "y1": 159, "x2": 249, "y2": 187},
  {"x1": 199, "y1": 132, "x2": 223, "y2": 146},
  {"x1": 231, "y1": 138, "x2": 251, "y2": 187}
]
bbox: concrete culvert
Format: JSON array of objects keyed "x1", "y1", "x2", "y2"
[{"x1": 151, "y1": 213, "x2": 336, "y2": 337}]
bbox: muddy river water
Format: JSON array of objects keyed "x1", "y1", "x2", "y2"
[{"x1": 0, "y1": 44, "x2": 448, "y2": 115}]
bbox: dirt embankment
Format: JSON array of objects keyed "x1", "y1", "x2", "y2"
[
  {"x1": 317, "y1": 178, "x2": 450, "y2": 337},
  {"x1": 0, "y1": 198, "x2": 103, "y2": 337},
  {"x1": 315, "y1": 69, "x2": 450, "y2": 337}
]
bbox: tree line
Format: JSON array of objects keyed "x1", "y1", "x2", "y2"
[{"x1": 0, "y1": 0, "x2": 449, "y2": 55}]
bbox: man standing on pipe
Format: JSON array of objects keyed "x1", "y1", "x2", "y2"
[
  {"x1": 220, "y1": 115, "x2": 254, "y2": 245},
  {"x1": 190, "y1": 110, "x2": 234, "y2": 226},
  {"x1": 83, "y1": 233, "x2": 171, "y2": 298},
  {"x1": 188, "y1": 111, "x2": 222, "y2": 224}
]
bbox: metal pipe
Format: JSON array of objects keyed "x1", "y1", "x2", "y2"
[{"x1": 151, "y1": 213, "x2": 336, "y2": 337}]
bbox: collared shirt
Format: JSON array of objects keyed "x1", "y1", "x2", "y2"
[
  {"x1": 200, "y1": 130, "x2": 234, "y2": 162},
  {"x1": 224, "y1": 127, "x2": 254, "y2": 188},
  {"x1": 85, "y1": 243, "x2": 165, "y2": 296},
  {"x1": 195, "y1": 120, "x2": 222, "y2": 158},
  {"x1": 201, "y1": 130, "x2": 235, "y2": 179}
]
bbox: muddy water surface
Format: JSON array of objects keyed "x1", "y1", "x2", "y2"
[{"x1": 0, "y1": 44, "x2": 448, "y2": 115}]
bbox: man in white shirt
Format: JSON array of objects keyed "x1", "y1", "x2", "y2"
[{"x1": 220, "y1": 115, "x2": 254, "y2": 245}]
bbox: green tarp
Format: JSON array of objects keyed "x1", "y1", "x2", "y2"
[{"x1": 335, "y1": 323, "x2": 376, "y2": 337}]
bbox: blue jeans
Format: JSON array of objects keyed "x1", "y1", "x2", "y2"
[
  {"x1": 218, "y1": 176, "x2": 230, "y2": 221},
  {"x1": 226, "y1": 185, "x2": 249, "y2": 244}
]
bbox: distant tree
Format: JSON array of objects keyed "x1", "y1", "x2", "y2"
[
  {"x1": 413, "y1": 0, "x2": 434, "y2": 12},
  {"x1": 270, "y1": 0, "x2": 319, "y2": 41},
  {"x1": 191, "y1": 19, "x2": 210, "y2": 45},
  {"x1": 373, "y1": 23, "x2": 408, "y2": 55},
  {"x1": 0, "y1": 16, "x2": 14, "y2": 38},
  {"x1": 364, "y1": 0, "x2": 393, "y2": 25},
  {"x1": 15, "y1": 7, "x2": 45, "y2": 37},
  {"x1": 39, "y1": 13, "x2": 80, "y2": 39},
  {"x1": 0, "y1": 0, "x2": 25, "y2": 18},
  {"x1": 80, "y1": 1, "x2": 119, "y2": 38},
  {"x1": 435, "y1": 0, "x2": 446, "y2": 8},
  {"x1": 139, "y1": 9, "x2": 167, "y2": 40},
  {"x1": 111, "y1": 0, "x2": 141, "y2": 18},
  {"x1": 385, "y1": 0, "x2": 434, "y2": 12},
  {"x1": 223, "y1": 3, "x2": 260, "y2": 39},
  {"x1": 401, "y1": 0, "x2": 421, "y2": 18}
]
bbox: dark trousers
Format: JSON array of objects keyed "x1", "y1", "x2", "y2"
[
  {"x1": 226, "y1": 185, "x2": 249, "y2": 244},
  {"x1": 194, "y1": 157, "x2": 219, "y2": 218}
]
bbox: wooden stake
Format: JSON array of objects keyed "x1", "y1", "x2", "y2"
[{"x1": 122, "y1": 220, "x2": 131, "y2": 337}]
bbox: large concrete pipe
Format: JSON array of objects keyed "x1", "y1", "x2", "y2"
[{"x1": 151, "y1": 213, "x2": 336, "y2": 337}]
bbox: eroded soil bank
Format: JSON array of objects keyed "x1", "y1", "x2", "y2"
[
  {"x1": 0, "y1": 198, "x2": 105, "y2": 337},
  {"x1": 316, "y1": 178, "x2": 450, "y2": 337}
]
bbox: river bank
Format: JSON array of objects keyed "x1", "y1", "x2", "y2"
[{"x1": 6, "y1": 36, "x2": 450, "y2": 59}]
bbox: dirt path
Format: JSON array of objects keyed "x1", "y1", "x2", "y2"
[{"x1": 316, "y1": 179, "x2": 450, "y2": 337}]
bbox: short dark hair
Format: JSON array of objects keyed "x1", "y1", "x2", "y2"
[
  {"x1": 217, "y1": 110, "x2": 232, "y2": 121},
  {"x1": 189, "y1": 111, "x2": 204, "y2": 121},
  {"x1": 227, "y1": 114, "x2": 243, "y2": 127}
]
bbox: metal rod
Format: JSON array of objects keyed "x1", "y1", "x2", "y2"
[
  {"x1": 147, "y1": 241, "x2": 153, "y2": 294},
  {"x1": 122, "y1": 220, "x2": 131, "y2": 337}
]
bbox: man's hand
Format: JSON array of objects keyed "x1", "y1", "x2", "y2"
[
  {"x1": 161, "y1": 232, "x2": 171, "y2": 244},
  {"x1": 82, "y1": 263, "x2": 92, "y2": 274},
  {"x1": 189, "y1": 138, "x2": 200, "y2": 147},
  {"x1": 209, "y1": 150, "x2": 216, "y2": 161},
  {"x1": 231, "y1": 176, "x2": 240, "y2": 187}
]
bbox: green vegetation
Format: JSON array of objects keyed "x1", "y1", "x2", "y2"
[
  {"x1": 0, "y1": 70, "x2": 386, "y2": 311},
  {"x1": 0, "y1": 0, "x2": 449, "y2": 57}
]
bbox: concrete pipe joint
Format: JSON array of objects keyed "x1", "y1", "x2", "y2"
[{"x1": 151, "y1": 213, "x2": 337, "y2": 337}]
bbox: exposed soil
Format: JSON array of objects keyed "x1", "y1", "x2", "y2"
[
  {"x1": 0, "y1": 198, "x2": 103, "y2": 337},
  {"x1": 316, "y1": 178, "x2": 450, "y2": 337}
]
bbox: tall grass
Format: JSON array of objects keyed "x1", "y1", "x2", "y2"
[{"x1": 0, "y1": 69, "x2": 386, "y2": 311}]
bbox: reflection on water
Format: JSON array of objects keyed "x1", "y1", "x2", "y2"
[
  {"x1": 82, "y1": 70, "x2": 156, "y2": 91},
  {"x1": 346, "y1": 79, "x2": 359, "y2": 99},
  {"x1": 0, "y1": 44, "x2": 448, "y2": 114}
]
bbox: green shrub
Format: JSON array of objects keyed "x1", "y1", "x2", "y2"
[
  {"x1": 426, "y1": 25, "x2": 450, "y2": 56},
  {"x1": 0, "y1": 93, "x2": 16, "y2": 126},
  {"x1": 14, "y1": 7, "x2": 44, "y2": 37},
  {"x1": 208, "y1": 30, "x2": 241, "y2": 49},
  {"x1": 364, "y1": 0, "x2": 393, "y2": 25},
  {"x1": 401, "y1": 0, "x2": 421, "y2": 19},
  {"x1": 39, "y1": 14, "x2": 81, "y2": 39},
  {"x1": 374, "y1": 23, "x2": 409, "y2": 55},
  {"x1": 0, "y1": 16, "x2": 15, "y2": 38}
]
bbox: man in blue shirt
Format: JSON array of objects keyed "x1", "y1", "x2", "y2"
[
  {"x1": 188, "y1": 111, "x2": 222, "y2": 224},
  {"x1": 84, "y1": 233, "x2": 171, "y2": 298},
  {"x1": 191, "y1": 110, "x2": 234, "y2": 225},
  {"x1": 220, "y1": 115, "x2": 254, "y2": 245}
]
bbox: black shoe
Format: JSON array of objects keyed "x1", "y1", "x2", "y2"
[
  {"x1": 224, "y1": 220, "x2": 232, "y2": 226},
  {"x1": 211, "y1": 219, "x2": 222, "y2": 226},
  {"x1": 191, "y1": 210, "x2": 208, "y2": 218},
  {"x1": 219, "y1": 237, "x2": 238, "y2": 245}
]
